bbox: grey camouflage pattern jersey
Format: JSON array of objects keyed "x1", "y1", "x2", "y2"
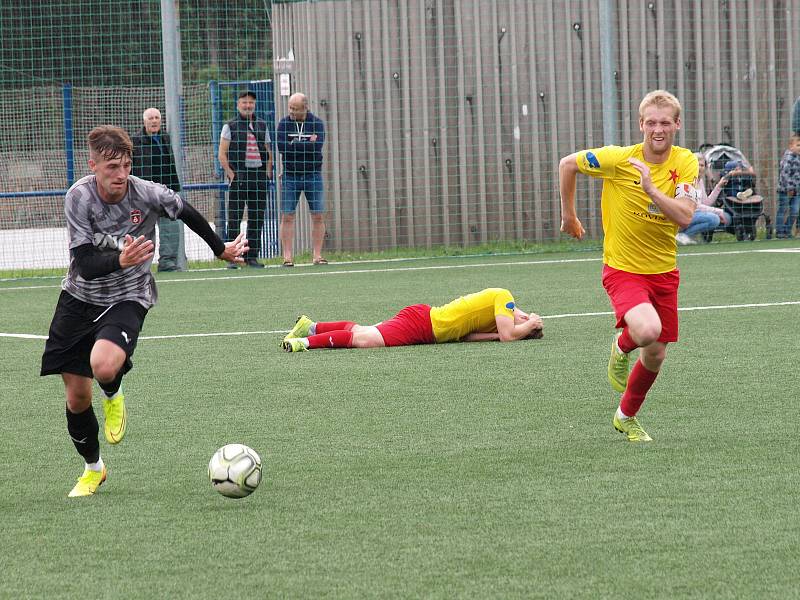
[{"x1": 62, "y1": 174, "x2": 183, "y2": 308}]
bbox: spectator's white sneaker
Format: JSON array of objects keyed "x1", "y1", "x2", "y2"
[
  {"x1": 676, "y1": 233, "x2": 696, "y2": 245},
  {"x1": 736, "y1": 188, "x2": 754, "y2": 201}
]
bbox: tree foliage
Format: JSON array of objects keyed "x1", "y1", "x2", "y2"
[{"x1": 0, "y1": 0, "x2": 272, "y2": 89}]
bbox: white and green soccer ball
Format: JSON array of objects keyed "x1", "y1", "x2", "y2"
[{"x1": 208, "y1": 443, "x2": 262, "y2": 498}]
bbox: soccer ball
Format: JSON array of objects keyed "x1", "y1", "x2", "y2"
[{"x1": 208, "y1": 443, "x2": 262, "y2": 498}]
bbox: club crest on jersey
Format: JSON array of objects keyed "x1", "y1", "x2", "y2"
[
  {"x1": 130, "y1": 209, "x2": 142, "y2": 225},
  {"x1": 675, "y1": 182, "x2": 699, "y2": 201},
  {"x1": 583, "y1": 152, "x2": 601, "y2": 170},
  {"x1": 648, "y1": 202, "x2": 663, "y2": 215}
]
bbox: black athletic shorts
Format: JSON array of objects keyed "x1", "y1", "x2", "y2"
[{"x1": 40, "y1": 290, "x2": 148, "y2": 378}]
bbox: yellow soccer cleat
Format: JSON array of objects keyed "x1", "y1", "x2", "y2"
[
  {"x1": 286, "y1": 315, "x2": 313, "y2": 341},
  {"x1": 613, "y1": 414, "x2": 653, "y2": 442},
  {"x1": 607, "y1": 333, "x2": 631, "y2": 393},
  {"x1": 68, "y1": 466, "x2": 107, "y2": 497},
  {"x1": 103, "y1": 392, "x2": 127, "y2": 444},
  {"x1": 282, "y1": 338, "x2": 308, "y2": 353}
]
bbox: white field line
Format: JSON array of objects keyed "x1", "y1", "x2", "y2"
[
  {"x1": 2, "y1": 300, "x2": 798, "y2": 342},
  {"x1": 2, "y1": 245, "x2": 799, "y2": 292},
  {"x1": 0, "y1": 257, "x2": 603, "y2": 291},
  {"x1": 543, "y1": 300, "x2": 800, "y2": 320}
]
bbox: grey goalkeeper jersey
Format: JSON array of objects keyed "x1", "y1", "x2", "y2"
[{"x1": 62, "y1": 174, "x2": 184, "y2": 308}]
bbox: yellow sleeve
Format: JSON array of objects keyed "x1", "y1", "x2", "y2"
[
  {"x1": 494, "y1": 289, "x2": 515, "y2": 320},
  {"x1": 576, "y1": 146, "x2": 628, "y2": 180},
  {"x1": 675, "y1": 150, "x2": 699, "y2": 186}
]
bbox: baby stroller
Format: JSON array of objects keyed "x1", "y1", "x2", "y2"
[{"x1": 700, "y1": 144, "x2": 772, "y2": 241}]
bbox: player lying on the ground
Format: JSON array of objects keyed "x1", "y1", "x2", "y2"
[{"x1": 282, "y1": 287, "x2": 543, "y2": 351}]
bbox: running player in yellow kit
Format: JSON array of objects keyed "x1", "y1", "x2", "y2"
[
  {"x1": 559, "y1": 90, "x2": 698, "y2": 442},
  {"x1": 281, "y1": 288, "x2": 543, "y2": 351}
]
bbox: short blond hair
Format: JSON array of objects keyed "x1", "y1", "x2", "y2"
[{"x1": 639, "y1": 90, "x2": 682, "y2": 121}]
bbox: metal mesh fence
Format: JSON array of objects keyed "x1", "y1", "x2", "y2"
[{"x1": 1, "y1": 0, "x2": 799, "y2": 276}]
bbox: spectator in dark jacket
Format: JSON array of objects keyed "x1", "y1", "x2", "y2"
[
  {"x1": 276, "y1": 93, "x2": 326, "y2": 266},
  {"x1": 132, "y1": 108, "x2": 185, "y2": 271},
  {"x1": 218, "y1": 91, "x2": 273, "y2": 268}
]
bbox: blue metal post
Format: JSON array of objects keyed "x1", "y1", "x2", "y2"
[
  {"x1": 62, "y1": 83, "x2": 75, "y2": 186},
  {"x1": 264, "y1": 80, "x2": 278, "y2": 257},
  {"x1": 210, "y1": 80, "x2": 228, "y2": 241},
  {"x1": 210, "y1": 80, "x2": 223, "y2": 176},
  {"x1": 252, "y1": 80, "x2": 278, "y2": 257}
]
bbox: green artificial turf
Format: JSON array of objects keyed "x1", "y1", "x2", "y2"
[{"x1": 1, "y1": 242, "x2": 798, "y2": 598}]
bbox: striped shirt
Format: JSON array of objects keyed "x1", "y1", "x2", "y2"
[
  {"x1": 62, "y1": 174, "x2": 183, "y2": 308},
  {"x1": 221, "y1": 122, "x2": 270, "y2": 169}
]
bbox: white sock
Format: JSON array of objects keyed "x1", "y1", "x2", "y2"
[
  {"x1": 86, "y1": 457, "x2": 105, "y2": 472},
  {"x1": 616, "y1": 407, "x2": 631, "y2": 420},
  {"x1": 103, "y1": 387, "x2": 122, "y2": 399},
  {"x1": 615, "y1": 334, "x2": 632, "y2": 356},
  {"x1": 309, "y1": 323, "x2": 317, "y2": 335},
  {"x1": 300, "y1": 338, "x2": 310, "y2": 349}
]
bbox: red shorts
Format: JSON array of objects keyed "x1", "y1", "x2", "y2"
[
  {"x1": 601, "y1": 265, "x2": 680, "y2": 342},
  {"x1": 375, "y1": 304, "x2": 435, "y2": 347}
]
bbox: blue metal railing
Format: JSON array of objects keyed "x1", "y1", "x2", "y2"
[
  {"x1": 63, "y1": 83, "x2": 75, "y2": 186},
  {"x1": 0, "y1": 80, "x2": 279, "y2": 259},
  {"x1": 1, "y1": 182, "x2": 228, "y2": 199}
]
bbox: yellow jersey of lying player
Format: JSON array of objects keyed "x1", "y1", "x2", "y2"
[{"x1": 430, "y1": 288, "x2": 516, "y2": 343}]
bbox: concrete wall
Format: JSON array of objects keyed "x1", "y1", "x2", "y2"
[{"x1": 273, "y1": 0, "x2": 800, "y2": 250}]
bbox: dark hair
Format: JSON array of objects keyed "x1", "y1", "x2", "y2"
[
  {"x1": 88, "y1": 125, "x2": 133, "y2": 160},
  {"x1": 238, "y1": 90, "x2": 257, "y2": 100},
  {"x1": 525, "y1": 328, "x2": 544, "y2": 340}
]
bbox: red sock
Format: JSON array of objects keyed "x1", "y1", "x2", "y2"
[
  {"x1": 620, "y1": 360, "x2": 659, "y2": 417},
  {"x1": 307, "y1": 330, "x2": 353, "y2": 349},
  {"x1": 314, "y1": 321, "x2": 356, "y2": 334},
  {"x1": 617, "y1": 327, "x2": 638, "y2": 353}
]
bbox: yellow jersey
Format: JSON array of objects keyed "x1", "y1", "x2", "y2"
[
  {"x1": 430, "y1": 288, "x2": 516, "y2": 343},
  {"x1": 576, "y1": 143, "x2": 698, "y2": 274}
]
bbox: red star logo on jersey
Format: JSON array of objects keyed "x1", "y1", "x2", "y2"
[{"x1": 669, "y1": 169, "x2": 679, "y2": 184}]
